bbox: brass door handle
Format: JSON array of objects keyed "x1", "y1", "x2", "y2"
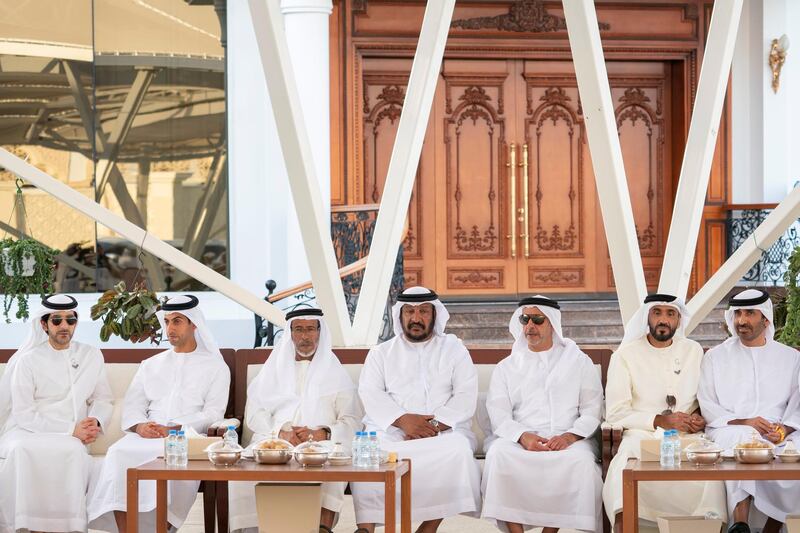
[
  {"x1": 507, "y1": 142, "x2": 516, "y2": 258},
  {"x1": 521, "y1": 143, "x2": 530, "y2": 258}
]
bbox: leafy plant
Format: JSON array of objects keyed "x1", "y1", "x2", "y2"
[
  {"x1": 91, "y1": 281, "x2": 162, "y2": 343},
  {"x1": 0, "y1": 238, "x2": 59, "y2": 322},
  {"x1": 778, "y1": 246, "x2": 800, "y2": 346}
]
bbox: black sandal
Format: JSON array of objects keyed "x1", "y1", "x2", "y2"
[{"x1": 727, "y1": 522, "x2": 750, "y2": 533}]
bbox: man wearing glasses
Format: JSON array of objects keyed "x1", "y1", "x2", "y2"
[
  {"x1": 481, "y1": 296, "x2": 604, "y2": 533},
  {"x1": 229, "y1": 308, "x2": 361, "y2": 533},
  {"x1": 603, "y1": 294, "x2": 725, "y2": 532},
  {"x1": 699, "y1": 289, "x2": 800, "y2": 533},
  {"x1": 352, "y1": 286, "x2": 481, "y2": 533},
  {"x1": 0, "y1": 294, "x2": 113, "y2": 533}
]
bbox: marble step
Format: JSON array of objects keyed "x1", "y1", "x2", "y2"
[{"x1": 442, "y1": 299, "x2": 729, "y2": 348}]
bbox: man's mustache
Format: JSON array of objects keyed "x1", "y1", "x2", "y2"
[{"x1": 407, "y1": 321, "x2": 425, "y2": 329}]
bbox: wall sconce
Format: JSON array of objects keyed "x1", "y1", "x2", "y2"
[{"x1": 769, "y1": 34, "x2": 790, "y2": 93}]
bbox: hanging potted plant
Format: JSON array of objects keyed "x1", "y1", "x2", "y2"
[
  {"x1": 90, "y1": 281, "x2": 162, "y2": 343},
  {"x1": 777, "y1": 245, "x2": 800, "y2": 346},
  {"x1": 0, "y1": 237, "x2": 59, "y2": 322}
]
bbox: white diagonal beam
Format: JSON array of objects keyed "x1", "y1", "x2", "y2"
[
  {"x1": 562, "y1": 0, "x2": 646, "y2": 324},
  {"x1": 685, "y1": 186, "x2": 800, "y2": 334},
  {"x1": 96, "y1": 68, "x2": 156, "y2": 199},
  {"x1": 658, "y1": 1, "x2": 742, "y2": 299},
  {"x1": 351, "y1": 0, "x2": 455, "y2": 344},
  {"x1": 0, "y1": 147, "x2": 287, "y2": 327},
  {"x1": 248, "y1": 0, "x2": 351, "y2": 345}
]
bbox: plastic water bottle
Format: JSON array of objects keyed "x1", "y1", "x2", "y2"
[
  {"x1": 369, "y1": 431, "x2": 380, "y2": 468},
  {"x1": 224, "y1": 425, "x2": 238, "y2": 448},
  {"x1": 166, "y1": 429, "x2": 178, "y2": 466},
  {"x1": 352, "y1": 431, "x2": 364, "y2": 467},
  {"x1": 360, "y1": 432, "x2": 372, "y2": 468},
  {"x1": 176, "y1": 430, "x2": 188, "y2": 467},
  {"x1": 660, "y1": 430, "x2": 675, "y2": 468},
  {"x1": 672, "y1": 430, "x2": 682, "y2": 466}
]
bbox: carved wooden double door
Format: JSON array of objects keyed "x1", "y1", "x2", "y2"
[{"x1": 359, "y1": 58, "x2": 673, "y2": 296}]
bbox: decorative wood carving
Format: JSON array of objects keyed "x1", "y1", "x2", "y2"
[
  {"x1": 445, "y1": 82, "x2": 505, "y2": 258},
  {"x1": 450, "y1": 0, "x2": 610, "y2": 33},
  {"x1": 361, "y1": 73, "x2": 423, "y2": 259},
  {"x1": 615, "y1": 85, "x2": 665, "y2": 257},
  {"x1": 526, "y1": 85, "x2": 583, "y2": 256},
  {"x1": 403, "y1": 268, "x2": 422, "y2": 287},
  {"x1": 447, "y1": 268, "x2": 504, "y2": 289},
  {"x1": 529, "y1": 267, "x2": 584, "y2": 288},
  {"x1": 607, "y1": 265, "x2": 660, "y2": 288}
]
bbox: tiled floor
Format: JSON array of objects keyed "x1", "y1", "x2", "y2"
[{"x1": 177, "y1": 496, "x2": 663, "y2": 532}]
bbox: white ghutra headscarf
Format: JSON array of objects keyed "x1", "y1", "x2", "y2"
[
  {"x1": 247, "y1": 308, "x2": 354, "y2": 429},
  {"x1": 724, "y1": 288, "x2": 775, "y2": 340},
  {"x1": 391, "y1": 286, "x2": 450, "y2": 338},
  {"x1": 156, "y1": 295, "x2": 223, "y2": 359},
  {"x1": 621, "y1": 293, "x2": 691, "y2": 346}
]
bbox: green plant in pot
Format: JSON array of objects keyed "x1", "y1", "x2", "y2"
[
  {"x1": 778, "y1": 245, "x2": 800, "y2": 346},
  {"x1": 0, "y1": 237, "x2": 59, "y2": 322},
  {"x1": 91, "y1": 281, "x2": 162, "y2": 343}
]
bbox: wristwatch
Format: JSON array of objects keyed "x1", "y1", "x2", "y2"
[{"x1": 429, "y1": 419, "x2": 440, "y2": 429}]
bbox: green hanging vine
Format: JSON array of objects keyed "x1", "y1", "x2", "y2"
[{"x1": 778, "y1": 246, "x2": 800, "y2": 346}]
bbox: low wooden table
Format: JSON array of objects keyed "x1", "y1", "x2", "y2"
[
  {"x1": 126, "y1": 458, "x2": 411, "y2": 533},
  {"x1": 622, "y1": 459, "x2": 800, "y2": 532}
]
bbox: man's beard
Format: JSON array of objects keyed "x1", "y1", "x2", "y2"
[
  {"x1": 403, "y1": 321, "x2": 433, "y2": 342},
  {"x1": 649, "y1": 322, "x2": 676, "y2": 342}
]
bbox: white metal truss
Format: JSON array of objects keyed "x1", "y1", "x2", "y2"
[
  {"x1": 248, "y1": 0, "x2": 352, "y2": 344},
  {"x1": 562, "y1": 0, "x2": 646, "y2": 324},
  {"x1": 0, "y1": 147, "x2": 287, "y2": 327},
  {"x1": 685, "y1": 186, "x2": 800, "y2": 334},
  {"x1": 659, "y1": 0, "x2": 744, "y2": 299},
  {"x1": 350, "y1": 0, "x2": 456, "y2": 344}
]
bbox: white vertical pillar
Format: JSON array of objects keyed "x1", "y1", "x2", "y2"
[
  {"x1": 281, "y1": 0, "x2": 332, "y2": 226},
  {"x1": 762, "y1": 0, "x2": 792, "y2": 201},
  {"x1": 227, "y1": 0, "x2": 281, "y2": 297},
  {"x1": 227, "y1": 1, "x2": 333, "y2": 297},
  {"x1": 731, "y1": 0, "x2": 763, "y2": 203}
]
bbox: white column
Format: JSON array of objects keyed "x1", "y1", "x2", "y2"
[
  {"x1": 282, "y1": 0, "x2": 332, "y2": 226},
  {"x1": 227, "y1": 0, "x2": 283, "y2": 296},
  {"x1": 763, "y1": 0, "x2": 792, "y2": 201},
  {"x1": 731, "y1": 0, "x2": 798, "y2": 203},
  {"x1": 731, "y1": 0, "x2": 763, "y2": 203},
  {"x1": 227, "y1": 1, "x2": 332, "y2": 296}
]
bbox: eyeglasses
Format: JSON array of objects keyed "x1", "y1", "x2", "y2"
[
  {"x1": 661, "y1": 394, "x2": 677, "y2": 415},
  {"x1": 519, "y1": 314, "x2": 547, "y2": 326},
  {"x1": 291, "y1": 327, "x2": 319, "y2": 335},
  {"x1": 50, "y1": 317, "x2": 77, "y2": 326}
]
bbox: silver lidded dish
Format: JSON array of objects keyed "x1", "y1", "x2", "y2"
[
  {"x1": 686, "y1": 450, "x2": 722, "y2": 465},
  {"x1": 206, "y1": 441, "x2": 243, "y2": 467},
  {"x1": 684, "y1": 435, "x2": 723, "y2": 466},
  {"x1": 734, "y1": 447, "x2": 774, "y2": 464},
  {"x1": 293, "y1": 436, "x2": 331, "y2": 468},
  {"x1": 208, "y1": 449, "x2": 242, "y2": 466},
  {"x1": 253, "y1": 441, "x2": 294, "y2": 465}
]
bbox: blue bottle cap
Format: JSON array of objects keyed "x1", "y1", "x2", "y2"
[
  {"x1": 369, "y1": 431, "x2": 377, "y2": 436},
  {"x1": 178, "y1": 430, "x2": 185, "y2": 436},
  {"x1": 228, "y1": 425, "x2": 235, "y2": 430},
  {"x1": 168, "y1": 429, "x2": 177, "y2": 435}
]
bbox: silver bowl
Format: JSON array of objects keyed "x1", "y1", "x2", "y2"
[
  {"x1": 208, "y1": 450, "x2": 242, "y2": 466},
  {"x1": 686, "y1": 450, "x2": 722, "y2": 465},
  {"x1": 327, "y1": 455, "x2": 352, "y2": 467},
  {"x1": 776, "y1": 452, "x2": 800, "y2": 463},
  {"x1": 253, "y1": 447, "x2": 293, "y2": 465},
  {"x1": 294, "y1": 451, "x2": 329, "y2": 467},
  {"x1": 734, "y1": 447, "x2": 774, "y2": 464}
]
